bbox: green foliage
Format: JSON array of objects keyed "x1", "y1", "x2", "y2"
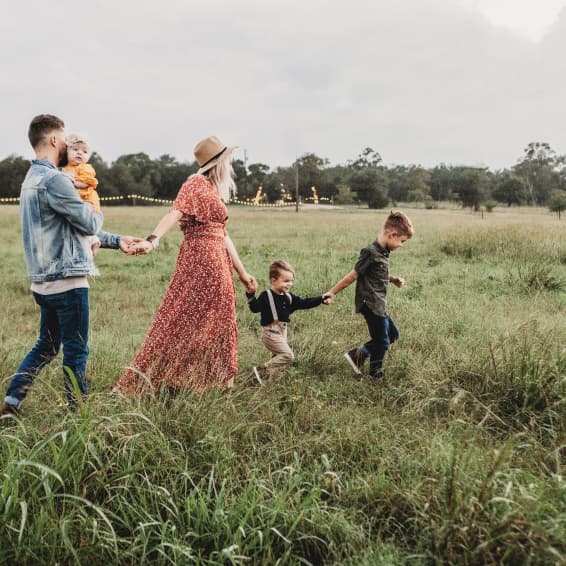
[
  {"x1": 492, "y1": 171, "x2": 528, "y2": 206},
  {"x1": 1, "y1": 206, "x2": 565, "y2": 563},
  {"x1": 547, "y1": 189, "x2": 566, "y2": 214},
  {"x1": 453, "y1": 167, "x2": 489, "y2": 211},
  {"x1": 0, "y1": 154, "x2": 29, "y2": 198},
  {"x1": 513, "y1": 142, "x2": 565, "y2": 205},
  {"x1": 333, "y1": 185, "x2": 355, "y2": 205},
  {"x1": 349, "y1": 168, "x2": 388, "y2": 208}
]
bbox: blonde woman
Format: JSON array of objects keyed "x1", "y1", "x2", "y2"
[{"x1": 114, "y1": 136, "x2": 256, "y2": 394}]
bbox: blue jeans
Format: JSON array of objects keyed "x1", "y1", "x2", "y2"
[
  {"x1": 360, "y1": 305, "x2": 399, "y2": 377},
  {"x1": 4, "y1": 288, "x2": 90, "y2": 409}
]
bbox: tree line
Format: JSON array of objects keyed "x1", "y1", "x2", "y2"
[{"x1": 1, "y1": 142, "x2": 565, "y2": 211}]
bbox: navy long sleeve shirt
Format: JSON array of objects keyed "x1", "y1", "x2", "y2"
[{"x1": 246, "y1": 290, "x2": 323, "y2": 326}]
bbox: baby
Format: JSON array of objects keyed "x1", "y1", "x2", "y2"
[{"x1": 63, "y1": 133, "x2": 101, "y2": 259}]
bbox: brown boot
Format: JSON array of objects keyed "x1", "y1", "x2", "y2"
[{"x1": 0, "y1": 402, "x2": 20, "y2": 419}]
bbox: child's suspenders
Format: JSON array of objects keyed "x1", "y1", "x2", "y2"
[{"x1": 266, "y1": 290, "x2": 292, "y2": 327}]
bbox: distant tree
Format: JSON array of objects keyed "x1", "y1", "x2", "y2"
[
  {"x1": 112, "y1": 153, "x2": 156, "y2": 198},
  {"x1": 348, "y1": 147, "x2": 382, "y2": 170},
  {"x1": 246, "y1": 162, "x2": 270, "y2": 199},
  {"x1": 429, "y1": 164, "x2": 454, "y2": 201},
  {"x1": 153, "y1": 154, "x2": 196, "y2": 199},
  {"x1": 334, "y1": 184, "x2": 355, "y2": 204},
  {"x1": 385, "y1": 165, "x2": 410, "y2": 202},
  {"x1": 492, "y1": 171, "x2": 528, "y2": 206},
  {"x1": 295, "y1": 153, "x2": 329, "y2": 199},
  {"x1": 0, "y1": 154, "x2": 29, "y2": 198},
  {"x1": 349, "y1": 168, "x2": 389, "y2": 208},
  {"x1": 406, "y1": 166, "x2": 431, "y2": 204},
  {"x1": 89, "y1": 153, "x2": 118, "y2": 200},
  {"x1": 263, "y1": 166, "x2": 296, "y2": 202},
  {"x1": 453, "y1": 167, "x2": 489, "y2": 211},
  {"x1": 547, "y1": 189, "x2": 566, "y2": 218},
  {"x1": 513, "y1": 142, "x2": 561, "y2": 205},
  {"x1": 232, "y1": 159, "x2": 248, "y2": 197}
]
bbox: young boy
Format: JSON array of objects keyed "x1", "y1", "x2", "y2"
[
  {"x1": 247, "y1": 259, "x2": 330, "y2": 384},
  {"x1": 63, "y1": 134, "x2": 101, "y2": 260},
  {"x1": 325, "y1": 210, "x2": 414, "y2": 380}
]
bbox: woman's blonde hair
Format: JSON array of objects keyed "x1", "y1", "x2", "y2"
[{"x1": 206, "y1": 148, "x2": 236, "y2": 202}]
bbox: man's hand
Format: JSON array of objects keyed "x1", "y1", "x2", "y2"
[
  {"x1": 389, "y1": 276, "x2": 406, "y2": 288},
  {"x1": 119, "y1": 236, "x2": 145, "y2": 254}
]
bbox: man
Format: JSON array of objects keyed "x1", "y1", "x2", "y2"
[{"x1": 1, "y1": 114, "x2": 141, "y2": 416}]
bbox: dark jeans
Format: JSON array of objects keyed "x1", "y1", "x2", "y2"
[
  {"x1": 4, "y1": 288, "x2": 89, "y2": 408},
  {"x1": 360, "y1": 305, "x2": 399, "y2": 377}
]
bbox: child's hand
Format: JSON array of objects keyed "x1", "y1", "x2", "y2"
[
  {"x1": 389, "y1": 276, "x2": 406, "y2": 288},
  {"x1": 91, "y1": 240, "x2": 101, "y2": 256},
  {"x1": 322, "y1": 292, "x2": 334, "y2": 304}
]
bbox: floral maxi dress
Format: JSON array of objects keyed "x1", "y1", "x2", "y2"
[{"x1": 115, "y1": 175, "x2": 238, "y2": 394}]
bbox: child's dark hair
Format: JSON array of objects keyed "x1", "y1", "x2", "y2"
[
  {"x1": 384, "y1": 210, "x2": 414, "y2": 237},
  {"x1": 28, "y1": 114, "x2": 65, "y2": 149},
  {"x1": 269, "y1": 259, "x2": 295, "y2": 280}
]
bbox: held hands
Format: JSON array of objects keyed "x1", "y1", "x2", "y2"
[
  {"x1": 119, "y1": 236, "x2": 146, "y2": 255},
  {"x1": 239, "y1": 273, "x2": 257, "y2": 294},
  {"x1": 129, "y1": 240, "x2": 154, "y2": 255},
  {"x1": 322, "y1": 291, "x2": 335, "y2": 305}
]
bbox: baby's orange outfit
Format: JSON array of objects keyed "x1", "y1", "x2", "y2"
[{"x1": 64, "y1": 163, "x2": 100, "y2": 212}]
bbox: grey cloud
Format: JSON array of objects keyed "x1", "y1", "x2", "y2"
[{"x1": 1, "y1": 0, "x2": 564, "y2": 169}]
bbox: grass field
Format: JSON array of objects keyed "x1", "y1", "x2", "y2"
[{"x1": 0, "y1": 204, "x2": 565, "y2": 565}]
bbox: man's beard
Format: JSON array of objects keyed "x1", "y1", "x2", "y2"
[{"x1": 58, "y1": 146, "x2": 68, "y2": 167}]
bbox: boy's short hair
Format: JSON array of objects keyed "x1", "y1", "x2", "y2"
[
  {"x1": 384, "y1": 210, "x2": 414, "y2": 237},
  {"x1": 28, "y1": 114, "x2": 65, "y2": 149},
  {"x1": 66, "y1": 133, "x2": 91, "y2": 156},
  {"x1": 269, "y1": 259, "x2": 295, "y2": 280}
]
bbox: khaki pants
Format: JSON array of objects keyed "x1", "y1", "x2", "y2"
[{"x1": 260, "y1": 322, "x2": 295, "y2": 378}]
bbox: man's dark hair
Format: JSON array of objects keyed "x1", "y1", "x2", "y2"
[{"x1": 28, "y1": 114, "x2": 65, "y2": 149}]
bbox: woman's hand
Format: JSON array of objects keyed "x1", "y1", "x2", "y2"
[
  {"x1": 239, "y1": 273, "x2": 257, "y2": 293},
  {"x1": 132, "y1": 240, "x2": 153, "y2": 255},
  {"x1": 119, "y1": 235, "x2": 145, "y2": 254}
]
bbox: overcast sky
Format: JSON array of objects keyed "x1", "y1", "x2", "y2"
[{"x1": 1, "y1": 0, "x2": 565, "y2": 170}]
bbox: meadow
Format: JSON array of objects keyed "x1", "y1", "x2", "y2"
[{"x1": 0, "y1": 204, "x2": 564, "y2": 565}]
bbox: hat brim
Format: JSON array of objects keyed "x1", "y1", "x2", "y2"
[
  {"x1": 196, "y1": 146, "x2": 237, "y2": 175},
  {"x1": 197, "y1": 160, "x2": 219, "y2": 175}
]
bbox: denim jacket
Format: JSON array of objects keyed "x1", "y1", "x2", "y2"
[{"x1": 20, "y1": 160, "x2": 121, "y2": 282}]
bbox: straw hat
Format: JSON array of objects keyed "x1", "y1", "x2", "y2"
[{"x1": 194, "y1": 135, "x2": 228, "y2": 174}]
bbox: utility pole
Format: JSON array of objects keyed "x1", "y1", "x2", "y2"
[
  {"x1": 295, "y1": 159, "x2": 299, "y2": 213},
  {"x1": 243, "y1": 149, "x2": 248, "y2": 198}
]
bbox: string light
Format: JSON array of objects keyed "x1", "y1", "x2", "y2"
[{"x1": 0, "y1": 194, "x2": 332, "y2": 206}]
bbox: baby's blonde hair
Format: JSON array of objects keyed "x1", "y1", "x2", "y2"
[{"x1": 66, "y1": 133, "x2": 91, "y2": 157}]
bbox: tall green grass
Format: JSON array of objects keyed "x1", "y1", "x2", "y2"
[{"x1": 1, "y1": 205, "x2": 564, "y2": 564}]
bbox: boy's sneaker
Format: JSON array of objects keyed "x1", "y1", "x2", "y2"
[
  {"x1": 344, "y1": 348, "x2": 367, "y2": 375},
  {"x1": 252, "y1": 366, "x2": 265, "y2": 386},
  {"x1": 368, "y1": 369, "x2": 384, "y2": 381}
]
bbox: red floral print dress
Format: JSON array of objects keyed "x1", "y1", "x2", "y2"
[{"x1": 115, "y1": 175, "x2": 237, "y2": 394}]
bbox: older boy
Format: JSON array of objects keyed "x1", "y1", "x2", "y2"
[{"x1": 325, "y1": 210, "x2": 414, "y2": 380}]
